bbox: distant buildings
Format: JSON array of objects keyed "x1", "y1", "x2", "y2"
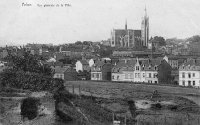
[
  {"x1": 112, "y1": 50, "x2": 162, "y2": 58},
  {"x1": 110, "y1": 8, "x2": 149, "y2": 49},
  {"x1": 53, "y1": 66, "x2": 77, "y2": 81}
]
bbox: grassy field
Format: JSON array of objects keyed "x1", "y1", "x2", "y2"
[{"x1": 65, "y1": 81, "x2": 200, "y2": 98}]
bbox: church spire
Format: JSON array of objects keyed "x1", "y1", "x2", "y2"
[
  {"x1": 125, "y1": 19, "x2": 127, "y2": 30},
  {"x1": 144, "y1": 5, "x2": 147, "y2": 17}
]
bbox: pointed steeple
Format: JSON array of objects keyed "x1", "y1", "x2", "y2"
[
  {"x1": 125, "y1": 19, "x2": 127, "y2": 30},
  {"x1": 144, "y1": 5, "x2": 147, "y2": 17}
]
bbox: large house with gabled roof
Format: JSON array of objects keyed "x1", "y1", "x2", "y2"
[
  {"x1": 91, "y1": 60, "x2": 112, "y2": 81},
  {"x1": 111, "y1": 58, "x2": 162, "y2": 83}
]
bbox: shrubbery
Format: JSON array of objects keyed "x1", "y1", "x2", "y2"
[{"x1": 0, "y1": 49, "x2": 64, "y2": 92}]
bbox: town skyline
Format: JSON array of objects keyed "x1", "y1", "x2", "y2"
[{"x1": 0, "y1": 0, "x2": 200, "y2": 46}]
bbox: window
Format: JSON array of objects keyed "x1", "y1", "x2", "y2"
[
  {"x1": 193, "y1": 81, "x2": 195, "y2": 86},
  {"x1": 188, "y1": 73, "x2": 191, "y2": 78},
  {"x1": 138, "y1": 73, "x2": 140, "y2": 78},
  {"x1": 96, "y1": 74, "x2": 99, "y2": 78},
  {"x1": 112, "y1": 75, "x2": 114, "y2": 79},
  {"x1": 188, "y1": 81, "x2": 191, "y2": 86},
  {"x1": 117, "y1": 76, "x2": 119, "y2": 80},
  {"x1": 143, "y1": 73, "x2": 145, "y2": 77},
  {"x1": 155, "y1": 81, "x2": 158, "y2": 84},
  {"x1": 135, "y1": 73, "x2": 138, "y2": 78},
  {"x1": 154, "y1": 73, "x2": 157, "y2": 78},
  {"x1": 182, "y1": 80, "x2": 185, "y2": 86},
  {"x1": 149, "y1": 73, "x2": 151, "y2": 78},
  {"x1": 136, "y1": 66, "x2": 140, "y2": 71},
  {"x1": 92, "y1": 73, "x2": 95, "y2": 78},
  {"x1": 182, "y1": 73, "x2": 185, "y2": 78},
  {"x1": 193, "y1": 73, "x2": 195, "y2": 77}
]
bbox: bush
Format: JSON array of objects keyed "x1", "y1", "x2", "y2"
[{"x1": 21, "y1": 97, "x2": 40, "y2": 120}]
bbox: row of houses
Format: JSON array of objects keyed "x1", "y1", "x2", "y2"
[
  {"x1": 91, "y1": 58, "x2": 172, "y2": 84},
  {"x1": 50, "y1": 54, "x2": 200, "y2": 88},
  {"x1": 90, "y1": 56, "x2": 200, "y2": 88}
]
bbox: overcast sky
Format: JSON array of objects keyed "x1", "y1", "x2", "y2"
[{"x1": 0, "y1": 0, "x2": 200, "y2": 46}]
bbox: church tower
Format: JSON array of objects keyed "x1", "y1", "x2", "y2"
[{"x1": 141, "y1": 7, "x2": 149, "y2": 48}]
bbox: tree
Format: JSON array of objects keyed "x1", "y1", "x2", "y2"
[
  {"x1": 75, "y1": 41, "x2": 82, "y2": 45},
  {"x1": 99, "y1": 46, "x2": 113, "y2": 57},
  {"x1": 187, "y1": 35, "x2": 200, "y2": 43},
  {"x1": 151, "y1": 36, "x2": 166, "y2": 46},
  {"x1": 83, "y1": 41, "x2": 91, "y2": 45}
]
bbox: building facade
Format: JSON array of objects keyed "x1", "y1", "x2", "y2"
[
  {"x1": 75, "y1": 60, "x2": 90, "y2": 72},
  {"x1": 111, "y1": 58, "x2": 160, "y2": 83},
  {"x1": 179, "y1": 60, "x2": 200, "y2": 88},
  {"x1": 91, "y1": 60, "x2": 112, "y2": 81}
]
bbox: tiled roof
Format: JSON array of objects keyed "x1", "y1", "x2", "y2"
[
  {"x1": 112, "y1": 59, "x2": 137, "y2": 72},
  {"x1": 80, "y1": 60, "x2": 89, "y2": 65},
  {"x1": 112, "y1": 58, "x2": 162, "y2": 72},
  {"x1": 54, "y1": 66, "x2": 70, "y2": 73}
]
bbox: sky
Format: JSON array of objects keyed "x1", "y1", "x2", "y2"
[{"x1": 0, "y1": 0, "x2": 200, "y2": 46}]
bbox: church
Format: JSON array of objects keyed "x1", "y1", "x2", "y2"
[{"x1": 110, "y1": 8, "x2": 149, "y2": 49}]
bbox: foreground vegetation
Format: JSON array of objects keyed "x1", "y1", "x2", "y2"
[{"x1": 0, "y1": 49, "x2": 64, "y2": 92}]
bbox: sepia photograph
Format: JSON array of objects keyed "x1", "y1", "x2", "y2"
[{"x1": 0, "y1": 0, "x2": 200, "y2": 125}]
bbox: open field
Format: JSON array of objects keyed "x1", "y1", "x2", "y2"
[{"x1": 65, "y1": 81, "x2": 200, "y2": 98}]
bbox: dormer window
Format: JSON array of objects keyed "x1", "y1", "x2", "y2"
[{"x1": 136, "y1": 66, "x2": 140, "y2": 71}]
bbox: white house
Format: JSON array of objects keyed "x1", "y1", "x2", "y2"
[
  {"x1": 179, "y1": 59, "x2": 200, "y2": 88},
  {"x1": 88, "y1": 59, "x2": 95, "y2": 67},
  {"x1": 112, "y1": 59, "x2": 136, "y2": 82},
  {"x1": 0, "y1": 61, "x2": 5, "y2": 67}
]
